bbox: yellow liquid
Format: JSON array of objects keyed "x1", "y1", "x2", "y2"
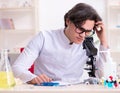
[{"x1": 0, "y1": 71, "x2": 16, "y2": 88}]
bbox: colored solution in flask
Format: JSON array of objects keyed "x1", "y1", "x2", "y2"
[{"x1": 0, "y1": 49, "x2": 16, "y2": 88}]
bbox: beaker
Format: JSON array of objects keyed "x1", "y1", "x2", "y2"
[{"x1": 0, "y1": 49, "x2": 16, "y2": 88}]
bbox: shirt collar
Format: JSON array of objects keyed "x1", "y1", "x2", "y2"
[
  {"x1": 60, "y1": 28, "x2": 71, "y2": 45},
  {"x1": 60, "y1": 28, "x2": 83, "y2": 48}
]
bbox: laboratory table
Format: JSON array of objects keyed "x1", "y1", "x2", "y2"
[{"x1": 0, "y1": 84, "x2": 120, "y2": 93}]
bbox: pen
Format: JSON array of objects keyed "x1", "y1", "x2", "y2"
[{"x1": 34, "y1": 82, "x2": 59, "y2": 86}]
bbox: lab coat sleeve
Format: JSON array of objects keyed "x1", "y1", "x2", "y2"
[
  {"x1": 95, "y1": 45, "x2": 110, "y2": 78},
  {"x1": 12, "y1": 32, "x2": 44, "y2": 83}
]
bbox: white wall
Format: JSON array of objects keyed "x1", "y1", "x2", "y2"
[
  {"x1": 38, "y1": 0, "x2": 107, "y2": 31},
  {"x1": 0, "y1": 0, "x2": 107, "y2": 50}
]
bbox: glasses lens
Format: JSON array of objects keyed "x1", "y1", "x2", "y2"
[
  {"x1": 74, "y1": 24, "x2": 95, "y2": 37},
  {"x1": 85, "y1": 30, "x2": 95, "y2": 37}
]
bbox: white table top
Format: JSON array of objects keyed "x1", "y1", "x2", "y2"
[{"x1": 0, "y1": 84, "x2": 120, "y2": 93}]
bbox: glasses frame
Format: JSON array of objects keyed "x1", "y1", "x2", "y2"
[{"x1": 74, "y1": 24, "x2": 95, "y2": 37}]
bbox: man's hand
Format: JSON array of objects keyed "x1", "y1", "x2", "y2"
[
  {"x1": 27, "y1": 74, "x2": 52, "y2": 84},
  {"x1": 95, "y1": 21, "x2": 108, "y2": 48}
]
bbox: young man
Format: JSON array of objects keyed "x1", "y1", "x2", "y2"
[{"x1": 12, "y1": 3, "x2": 109, "y2": 84}]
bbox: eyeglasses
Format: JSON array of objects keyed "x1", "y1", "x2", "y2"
[{"x1": 74, "y1": 24, "x2": 95, "y2": 37}]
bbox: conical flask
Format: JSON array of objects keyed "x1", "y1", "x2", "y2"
[{"x1": 0, "y1": 49, "x2": 16, "y2": 88}]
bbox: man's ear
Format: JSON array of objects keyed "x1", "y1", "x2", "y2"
[{"x1": 66, "y1": 19, "x2": 71, "y2": 26}]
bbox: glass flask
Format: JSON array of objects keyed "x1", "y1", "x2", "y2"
[{"x1": 0, "y1": 49, "x2": 16, "y2": 88}]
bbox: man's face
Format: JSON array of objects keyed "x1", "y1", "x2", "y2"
[{"x1": 65, "y1": 19, "x2": 95, "y2": 44}]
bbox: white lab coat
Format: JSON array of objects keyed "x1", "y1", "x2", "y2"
[{"x1": 12, "y1": 29, "x2": 109, "y2": 83}]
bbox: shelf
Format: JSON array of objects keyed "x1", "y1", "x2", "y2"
[
  {"x1": 108, "y1": 27, "x2": 120, "y2": 30},
  {"x1": 0, "y1": 29, "x2": 35, "y2": 34},
  {"x1": 0, "y1": 7, "x2": 35, "y2": 11},
  {"x1": 109, "y1": 5, "x2": 120, "y2": 9},
  {"x1": 0, "y1": 30, "x2": 35, "y2": 49},
  {"x1": 0, "y1": 29, "x2": 35, "y2": 32},
  {"x1": 0, "y1": 0, "x2": 38, "y2": 49},
  {"x1": 110, "y1": 50, "x2": 120, "y2": 53}
]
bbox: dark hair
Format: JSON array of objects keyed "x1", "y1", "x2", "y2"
[{"x1": 64, "y1": 3, "x2": 102, "y2": 28}]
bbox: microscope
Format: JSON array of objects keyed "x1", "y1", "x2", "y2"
[{"x1": 83, "y1": 36, "x2": 98, "y2": 84}]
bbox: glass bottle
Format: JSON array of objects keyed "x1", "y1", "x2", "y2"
[{"x1": 0, "y1": 49, "x2": 16, "y2": 88}]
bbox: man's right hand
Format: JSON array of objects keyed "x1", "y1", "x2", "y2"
[{"x1": 27, "y1": 74, "x2": 52, "y2": 84}]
